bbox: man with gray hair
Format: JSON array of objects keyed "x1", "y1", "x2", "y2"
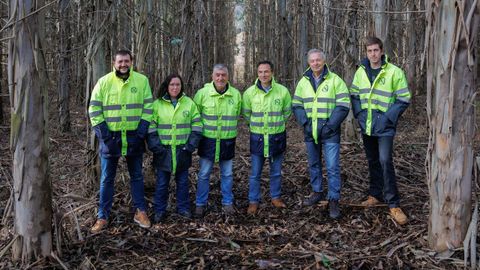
[
  {"x1": 292, "y1": 49, "x2": 350, "y2": 219},
  {"x1": 193, "y1": 64, "x2": 242, "y2": 217}
]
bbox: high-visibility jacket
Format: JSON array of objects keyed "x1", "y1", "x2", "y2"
[
  {"x1": 242, "y1": 78, "x2": 291, "y2": 157},
  {"x1": 292, "y1": 66, "x2": 350, "y2": 144},
  {"x1": 89, "y1": 68, "x2": 153, "y2": 157},
  {"x1": 194, "y1": 82, "x2": 241, "y2": 162},
  {"x1": 350, "y1": 56, "x2": 410, "y2": 136},
  {"x1": 147, "y1": 93, "x2": 202, "y2": 173}
]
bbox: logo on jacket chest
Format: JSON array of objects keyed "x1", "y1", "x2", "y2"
[
  {"x1": 321, "y1": 85, "x2": 329, "y2": 93},
  {"x1": 183, "y1": 110, "x2": 190, "y2": 118},
  {"x1": 274, "y1": 99, "x2": 281, "y2": 105},
  {"x1": 228, "y1": 99, "x2": 234, "y2": 105},
  {"x1": 130, "y1": 87, "x2": 138, "y2": 93},
  {"x1": 378, "y1": 77, "x2": 385, "y2": 85}
]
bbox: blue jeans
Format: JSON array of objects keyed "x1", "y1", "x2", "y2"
[
  {"x1": 362, "y1": 135, "x2": 399, "y2": 208},
  {"x1": 305, "y1": 142, "x2": 341, "y2": 200},
  {"x1": 98, "y1": 155, "x2": 147, "y2": 219},
  {"x1": 248, "y1": 153, "x2": 284, "y2": 203},
  {"x1": 195, "y1": 158, "x2": 234, "y2": 206},
  {"x1": 154, "y1": 169, "x2": 190, "y2": 214}
]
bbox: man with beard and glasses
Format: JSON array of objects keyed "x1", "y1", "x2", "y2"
[{"x1": 88, "y1": 50, "x2": 153, "y2": 233}]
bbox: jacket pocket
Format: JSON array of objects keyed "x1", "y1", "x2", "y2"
[
  {"x1": 320, "y1": 125, "x2": 337, "y2": 139},
  {"x1": 303, "y1": 119, "x2": 314, "y2": 142},
  {"x1": 357, "y1": 110, "x2": 367, "y2": 133},
  {"x1": 249, "y1": 133, "x2": 264, "y2": 156},
  {"x1": 220, "y1": 138, "x2": 236, "y2": 160},
  {"x1": 100, "y1": 135, "x2": 121, "y2": 156},
  {"x1": 176, "y1": 146, "x2": 192, "y2": 172},
  {"x1": 270, "y1": 132, "x2": 286, "y2": 156},
  {"x1": 153, "y1": 145, "x2": 171, "y2": 172},
  {"x1": 198, "y1": 137, "x2": 215, "y2": 160},
  {"x1": 126, "y1": 131, "x2": 145, "y2": 155},
  {"x1": 372, "y1": 111, "x2": 394, "y2": 134}
]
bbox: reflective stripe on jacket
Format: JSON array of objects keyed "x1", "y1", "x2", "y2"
[
  {"x1": 242, "y1": 78, "x2": 291, "y2": 157},
  {"x1": 194, "y1": 82, "x2": 242, "y2": 162},
  {"x1": 350, "y1": 56, "x2": 410, "y2": 136}
]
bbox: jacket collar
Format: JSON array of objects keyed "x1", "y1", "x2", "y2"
[
  {"x1": 207, "y1": 82, "x2": 232, "y2": 96},
  {"x1": 255, "y1": 77, "x2": 277, "y2": 92},
  {"x1": 303, "y1": 65, "x2": 329, "y2": 89},
  {"x1": 360, "y1": 54, "x2": 388, "y2": 70},
  {"x1": 303, "y1": 65, "x2": 329, "y2": 80},
  {"x1": 162, "y1": 91, "x2": 185, "y2": 102}
]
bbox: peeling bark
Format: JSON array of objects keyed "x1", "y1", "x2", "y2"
[
  {"x1": 8, "y1": 0, "x2": 52, "y2": 263},
  {"x1": 426, "y1": 0, "x2": 479, "y2": 252}
]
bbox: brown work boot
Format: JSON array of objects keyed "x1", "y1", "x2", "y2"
[
  {"x1": 361, "y1": 195, "x2": 381, "y2": 207},
  {"x1": 134, "y1": 209, "x2": 151, "y2": 228},
  {"x1": 247, "y1": 203, "x2": 258, "y2": 215},
  {"x1": 390, "y1": 207, "x2": 408, "y2": 225},
  {"x1": 271, "y1": 198, "x2": 286, "y2": 208},
  {"x1": 90, "y1": 219, "x2": 107, "y2": 234}
]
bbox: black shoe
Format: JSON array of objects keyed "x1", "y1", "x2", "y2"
[
  {"x1": 194, "y1": 206, "x2": 205, "y2": 218},
  {"x1": 329, "y1": 200, "x2": 341, "y2": 219},
  {"x1": 222, "y1": 205, "x2": 235, "y2": 216},
  {"x1": 178, "y1": 210, "x2": 192, "y2": 219},
  {"x1": 154, "y1": 212, "x2": 167, "y2": 223},
  {"x1": 303, "y1": 192, "x2": 323, "y2": 206}
]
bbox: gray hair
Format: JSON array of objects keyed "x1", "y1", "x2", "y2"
[
  {"x1": 307, "y1": 49, "x2": 326, "y2": 61},
  {"x1": 212, "y1": 64, "x2": 229, "y2": 75}
]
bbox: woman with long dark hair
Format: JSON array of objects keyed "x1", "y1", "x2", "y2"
[{"x1": 147, "y1": 74, "x2": 202, "y2": 223}]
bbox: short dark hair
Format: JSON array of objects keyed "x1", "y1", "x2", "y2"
[
  {"x1": 157, "y1": 74, "x2": 184, "y2": 99},
  {"x1": 365, "y1": 37, "x2": 383, "y2": 50},
  {"x1": 114, "y1": 50, "x2": 133, "y2": 61},
  {"x1": 257, "y1": 60, "x2": 274, "y2": 72}
]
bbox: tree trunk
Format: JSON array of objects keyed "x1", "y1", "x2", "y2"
[
  {"x1": 195, "y1": 0, "x2": 207, "y2": 86},
  {"x1": 426, "y1": 0, "x2": 479, "y2": 252},
  {"x1": 372, "y1": 0, "x2": 390, "y2": 53},
  {"x1": 73, "y1": 1, "x2": 85, "y2": 103},
  {"x1": 0, "y1": 36, "x2": 4, "y2": 125},
  {"x1": 58, "y1": 0, "x2": 71, "y2": 132},
  {"x1": 134, "y1": 0, "x2": 151, "y2": 72},
  {"x1": 405, "y1": 0, "x2": 417, "y2": 101},
  {"x1": 250, "y1": 0, "x2": 257, "y2": 80},
  {"x1": 278, "y1": 0, "x2": 290, "y2": 87},
  {"x1": 8, "y1": 0, "x2": 52, "y2": 263},
  {"x1": 0, "y1": 1, "x2": 6, "y2": 124},
  {"x1": 85, "y1": 0, "x2": 110, "y2": 184},
  {"x1": 297, "y1": 0, "x2": 308, "y2": 75},
  {"x1": 342, "y1": 0, "x2": 360, "y2": 142},
  {"x1": 322, "y1": 0, "x2": 329, "y2": 51}
]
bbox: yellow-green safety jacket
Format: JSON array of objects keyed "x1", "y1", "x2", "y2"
[
  {"x1": 350, "y1": 55, "x2": 410, "y2": 137},
  {"x1": 147, "y1": 93, "x2": 202, "y2": 173},
  {"x1": 89, "y1": 68, "x2": 153, "y2": 157},
  {"x1": 194, "y1": 82, "x2": 242, "y2": 162},
  {"x1": 242, "y1": 78, "x2": 291, "y2": 157},
  {"x1": 292, "y1": 66, "x2": 350, "y2": 144}
]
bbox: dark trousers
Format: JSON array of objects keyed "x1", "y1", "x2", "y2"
[
  {"x1": 362, "y1": 134, "x2": 400, "y2": 208},
  {"x1": 154, "y1": 169, "x2": 190, "y2": 214}
]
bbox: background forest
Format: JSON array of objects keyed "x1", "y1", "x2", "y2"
[{"x1": 0, "y1": 0, "x2": 479, "y2": 269}]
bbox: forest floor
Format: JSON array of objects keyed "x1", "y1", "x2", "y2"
[{"x1": 0, "y1": 95, "x2": 479, "y2": 269}]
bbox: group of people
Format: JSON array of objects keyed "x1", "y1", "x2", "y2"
[{"x1": 88, "y1": 36, "x2": 411, "y2": 233}]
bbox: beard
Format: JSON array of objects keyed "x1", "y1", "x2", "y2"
[{"x1": 115, "y1": 67, "x2": 130, "y2": 78}]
